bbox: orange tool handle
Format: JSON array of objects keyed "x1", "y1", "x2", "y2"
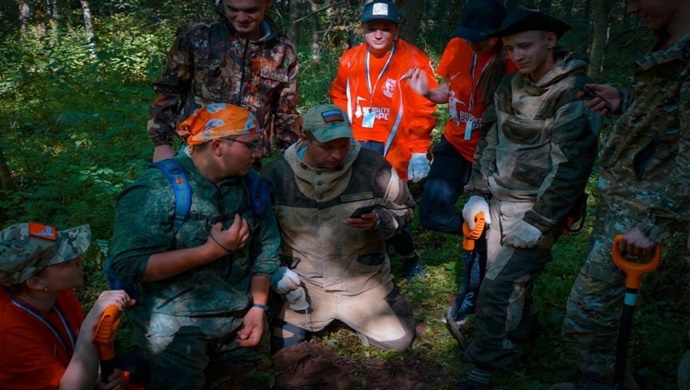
[
  {"x1": 612, "y1": 234, "x2": 662, "y2": 289},
  {"x1": 92, "y1": 305, "x2": 122, "y2": 360},
  {"x1": 462, "y1": 212, "x2": 486, "y2": 251}
]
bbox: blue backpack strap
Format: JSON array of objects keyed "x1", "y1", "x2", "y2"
[
  {"x1": 244, "y1": 169, "x2": 271, "y2": 218},
  {"x1": 151, "y1": 159, "x2": 192, "y2": 234},
  {"x1": 102, "y1": 159, "x2": 190, "y2": 301}
]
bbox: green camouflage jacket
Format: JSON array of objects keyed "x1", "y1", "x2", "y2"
[
  {"x1": 109, "y1": 156, "x2": 280, "y2": 316},
  {"x1": 466, "y1": 51, "x2": 601, "y2": 234},
  {"x1": 598, "y1": 32, "x2": 690, "y2": 242},
  {"x1": 148, "y1": 13, "x2": 300, "y2": 154}
]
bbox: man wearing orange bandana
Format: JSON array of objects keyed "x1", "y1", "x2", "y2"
[{"x1": 110, "y1": 103, "x2": 281, "y2": 389}]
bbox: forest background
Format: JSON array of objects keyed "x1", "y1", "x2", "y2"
[{"x1": 0, "y1": 0, "x2": 688, "y2": 389}]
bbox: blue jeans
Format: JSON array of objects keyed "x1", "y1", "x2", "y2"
[{"x1": 419, "y1": 136, "x2": 473, "y2": 235}]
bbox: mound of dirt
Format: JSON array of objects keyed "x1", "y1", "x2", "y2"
[
  {"x1": 271, "y1": 342, "x2": 448, "y2": 390},
  {"x1": 206, "y1": 339, "x2": 450, "y2": 390},
  {"x1": 207, "y1": 322, "x2": 455, "y2": 389}
]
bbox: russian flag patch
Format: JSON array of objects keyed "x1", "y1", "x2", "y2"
[{"x1": 322, "y1": 110, "x2": 345, "y2": 123}]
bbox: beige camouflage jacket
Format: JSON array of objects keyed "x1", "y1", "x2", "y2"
[
  {"x1": 262, "y1": 141, "x2": 414, "y2": 296},
  {"x1": 598, "y1": 32, "x2": 690, "y2": 242},
  {"x1": 466, "y1": 51, "x2": 600, "y2": 234}
]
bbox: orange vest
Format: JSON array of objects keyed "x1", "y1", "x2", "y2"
[
  {"x1": 437, "y1": 38, "x2": 516, "y2": 161},
  {"x1": 330, "y1": 39, "x2": 438, "y2": 181}
]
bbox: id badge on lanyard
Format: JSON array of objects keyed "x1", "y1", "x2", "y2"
[
  {"x1": 464, "y1": 121, "x2": 473, "y2": 140},
  {"x1": 363, "y1": 45, "x2": 395, "y2": 130},
  {"x1": 362, "y1": 109, "x2": 376, "y2": 128}
]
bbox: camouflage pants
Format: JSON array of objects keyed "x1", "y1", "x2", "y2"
[
  {"x1": 466, "y1": 199, "x2": 560, "y2": 370},
  {"x1": 127, "y1": 305, "x2": 269, "y2": 390},
  {"x1": 561, "y1": 194, "x2": 685, "y2": 380}
]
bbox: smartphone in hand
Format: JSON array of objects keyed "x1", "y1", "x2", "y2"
[
  {"x1": 579, "y1": 86, "x2": 612, "y2": 111},
  {"x1": 349, "y1": 204, "x2": 378, "y2": 218}
]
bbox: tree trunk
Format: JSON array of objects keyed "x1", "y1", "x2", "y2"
[
  {"x1": 46, "y1": 0, "x2": 58, "y2": 20},
  {"x1": 561, "y1": 0, "x2": 574, "y2": 19},
  {"x1": 538, "y1": 0, "x2": 551, "y2": 14},
  {"x1": 45, "y1": 0, "x2": 58, "y2": 33},
  {"x1": 398, "y1": 0, "x2": 424, "y2": 44},
  {"x1": 288, "y1": 0, "x2": 301, "y2": 48},
  {"x1": 0, "y1": 148, "x2": 15, "y2": 192},
  {"x1": 505, "y1": 0, "x2": 519, "y2": 12},
  {"x1": 80, "y1": 0, "x2": 96, "y2": 59},
  {"x1": 310, "y1": 0, "x2": 319, "y2": 63},
  {"x1": 435, "y1": 0, "x2": 465, "y2": 32},
  {"x1": 522, "y1": 0, "x2": 536, "y2": 9},
  {"x1": 19, "y1": 1, "x2": 30, "y2": 34},
  {"x1": 587, "y1": 0, "x2": 612, "y2": 80},
  {"x1": 583, "y1": 0, "x2": 591, "y2": 21}
]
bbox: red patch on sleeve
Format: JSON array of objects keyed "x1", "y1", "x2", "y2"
[{"x1": 28, "y1": 222, "x2": 57, "y2": 241}]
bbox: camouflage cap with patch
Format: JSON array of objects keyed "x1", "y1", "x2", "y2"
[
  {"x1": 303, "y1": 104, "x2": 353, "y2": 143},
  {"x1": 0, "y1": 222, "x2": 90, "y2": 286}
]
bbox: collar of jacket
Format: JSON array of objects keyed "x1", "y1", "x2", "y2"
[
  {"x1": 219, "y1": 14, "x2": 279, "y2": 43},
  {"x1": 176, "y1": 153, "x2": 244, "y2": 187},
  {"x1": 282, "y1": 140, "x2": 362, "y2": 203},
  {"x1": 636, "y1": 31, "x2": 690, "y2": 71},
  {"x1": 284, "y1": 140, "x2": 362, "y2": 180}
]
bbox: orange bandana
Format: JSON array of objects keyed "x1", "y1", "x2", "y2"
[{"x1": 176, "y1": 103, "x2": 260, "y2": 146}]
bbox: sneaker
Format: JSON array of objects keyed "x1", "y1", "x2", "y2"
[
  {"x1": 401, "y1": 256, "x2": 425, "y2": 282},
  {"x1": 456, "y1": 379, "x2": 493, "y2": 390},
  {"x1": 444, "y1": 291, "x2": 476, "y2": 325}
]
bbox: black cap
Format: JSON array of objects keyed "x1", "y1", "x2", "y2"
[
  {"x1": 486, "y1": 9, "x2": 572, "y2": 39},
  {"x1": 449, "y1": 0, "x2": 506, "y2": 42},
  {"x1": 360, "y1": 0, "x2": 403, "y2": 24}
]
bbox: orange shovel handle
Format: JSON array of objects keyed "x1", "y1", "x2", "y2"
[
  {"x1": 611, "y1": 235, "x2": 661, "y2": 289},
  {"x1": 462, "y1": 212, "x2": 486, "y2": 251},
  {"x1": 92, "y1": 305, "x2": 122, "y2": 360}
]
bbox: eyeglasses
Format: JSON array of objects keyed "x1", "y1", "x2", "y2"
[{"x1": 223, "y1": 137, "x2": 264, "y2": 153}]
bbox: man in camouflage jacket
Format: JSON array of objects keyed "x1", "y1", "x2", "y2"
[
  {"x1": 148, "y1": 0, "x2": 300, "y2": 162},
  {"x1": 458, "y1": 10, "x2": 600, "y2": 389},
  {"x1": 560, "y1": 0, "x2": 690, "y2": 386},
  {"x1": 110, "y1": 104, "x2": 280, "y2": 390}
]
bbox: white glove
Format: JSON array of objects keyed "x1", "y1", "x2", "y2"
[
  {"x1": 462, "y1": 196, "x2": 491, "y2": 230},
  {"x1": 408, "y1": 153, "x2": 430, "y2": 182},
  {"x1": 504, "y1": 220, "x2": 542, "y2": 248},
  {"x1": 285, "y1": 287, "x2": 310, "y2": 311},
  {"x1": 271, "y1": 267, "x2": 301, "y2": 294}
]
